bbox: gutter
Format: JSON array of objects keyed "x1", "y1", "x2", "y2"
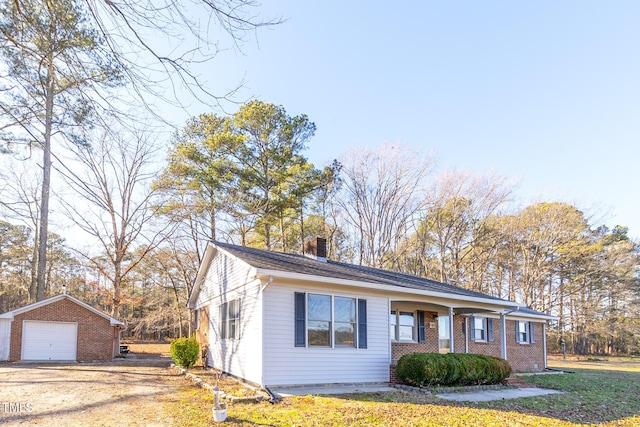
[{"x1": 254, "y1": 269, "x2": 524, "y2": 308}]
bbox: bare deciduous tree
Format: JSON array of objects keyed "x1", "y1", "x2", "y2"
[
  {"x1": 337, "y1": 144, "x2": 433, "y2": 268},
  {"x1": 0, "y1": 165, "x2": 42, "y2": 300},
  {"x1": 418, "y1": 169, "x2": 514, "y2": 285},
  {"x1": 58, "y1": 127, "x2": 167, "y2": 317},
  {"x1": 84, "y1": 0, "x2": 281, "y2": 110},
  {"x1": 0, "y1": 0, "x2": 123, "y2": 300}
]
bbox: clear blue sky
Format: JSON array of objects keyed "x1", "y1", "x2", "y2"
[{"x1": 173, "y1": 1, "x2": 640, "y2": 238}]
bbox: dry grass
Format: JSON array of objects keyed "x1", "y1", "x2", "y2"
[
  {"x1": 548, "y1": 354, "x2": 640, "y2": 372},
  {"x1": 166, "y1": 356, "x2": 640, "y2": 426},
  {"x1": 122, "y1": 341, "x2": 171, "y2": 358}
]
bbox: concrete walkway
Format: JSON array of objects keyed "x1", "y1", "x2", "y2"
[
  {"x1": 437, "y1": 387, "x2": 564, "y2": 402},
  {"x1": 271, "y1": 383, "x2": 564, "y2": 402}
]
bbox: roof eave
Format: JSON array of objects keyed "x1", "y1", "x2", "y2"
[
  {"x1": 0, "y1": 294, "x2": 123, "y2": 325},
  {"x1": 187, "y1": 242, "x2": 218, "y2": 308},
  {"x1": 507, "y1": 312, "x2": 559, "y2": 321},
  {"x1": 254, "y1": 269, "x2": 525, "y2": 309}
]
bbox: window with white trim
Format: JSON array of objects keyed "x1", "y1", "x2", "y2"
[
  {"x1": 473, "y1": 317, "x2": 487, "y2": 341},
  {"x1": 220, "y1": 299, "x2": 240, "y2": 340},
  {"x1": 470, "y1": 316, "x2": 494, "y2": 342},
  {"x1": 294, "y1": 292, "x2": 367, "y2": 349},
  {"x1": 390, "y1": 310, "x2": 415, "y2": 341},
  {"x1": 334, "y1": 296, "x2": 356, "y2": 347},
  {"x1": 308, "y1": 294, "x2": 331, "y2": 346},
  {"x1": 516, "y1": 321, "x2": 535, "y2": 344}
]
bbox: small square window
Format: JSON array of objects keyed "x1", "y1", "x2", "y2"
[
  {"x1": 516, "y1": 321, "x2": 534, "y2": 344},
  {"x1": 473, "y1": 317, "x2": 486, "y2": 341}
]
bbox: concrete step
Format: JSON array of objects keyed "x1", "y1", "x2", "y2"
[{"x1": 505, "y1": 376, "x2": 536, "y2": 388}]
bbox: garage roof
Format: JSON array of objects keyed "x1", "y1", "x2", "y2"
[{"x1": 0, "y1": 294, "x2": 124, "y2": 327}]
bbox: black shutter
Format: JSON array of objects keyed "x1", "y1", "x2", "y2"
[
  {"x1": 294, "y1": 292, "x2": 306, "y2": 347},
  {"x1": 487, "y1": 318, "x2": 494, "y2": 342},
  {"x1": 358, "y1": 299, "x2": 367, "y2": 349},
  {"x1": 417, "y1": 311, "x2": 426, "y2": 343},
  {"x1": 530, "y1": 322, "x2": 536, "y2": 343},
  {"x1": 515, "y1": 321, "x2": 520, "y2": 343}
]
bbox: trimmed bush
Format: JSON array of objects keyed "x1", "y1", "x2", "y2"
[
  {"x1": 396, "y1": 353, "x2": 512, "y2": 387},
  {"x1": 170, "y1": 337, "x2": 199, "y2": 368}
]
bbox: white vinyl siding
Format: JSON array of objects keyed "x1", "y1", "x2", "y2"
[
  {"x1": 195, "y1": 252, "x2": 263, "y2": 385},
  {"x1": 22, "y1": 321, "x2": 77, "y2": 361},
  {"x1": 263, "y1": 283, "x2": 390, "y2": 386}
]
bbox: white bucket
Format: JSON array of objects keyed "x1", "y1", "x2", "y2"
[{"x1": 213, "y1": 407, "x2": 227, "y2": 422}]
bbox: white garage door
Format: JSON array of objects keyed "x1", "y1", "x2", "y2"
[{"x1": 22, "y1": 321, "x2": 77, "y2": 361}]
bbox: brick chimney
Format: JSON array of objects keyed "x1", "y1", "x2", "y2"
[{"x1": 304, "y1": 237, "x2": 327, "y2": 262}]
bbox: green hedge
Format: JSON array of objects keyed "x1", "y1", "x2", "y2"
[
  {"x1": 170, "y1": 337, "x2": 199, "y2": 368},
  {"x1": 396, "y1": 353, "x2": 512, "y2": 387}
]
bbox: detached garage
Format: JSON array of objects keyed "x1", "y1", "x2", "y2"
[{"x1": 0, "y1": 293, "x2": 124, "y2": 362}]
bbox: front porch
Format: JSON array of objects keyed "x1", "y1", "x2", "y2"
[{"x1": 388, "y1": 299, "x2": 547, "y2": 374}]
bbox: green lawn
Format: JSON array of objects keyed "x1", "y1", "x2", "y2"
[{"x1": 169, "y1": 357, "x2": 640, "y2": 426}]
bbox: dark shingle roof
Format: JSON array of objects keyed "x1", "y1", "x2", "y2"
[{"x1": 213, "y1": 241, "x2": 512, "y2": 304}]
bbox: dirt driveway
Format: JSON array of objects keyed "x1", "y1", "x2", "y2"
[{"x1": 0, "y1": 361, "x2": 191, "y2": 426}]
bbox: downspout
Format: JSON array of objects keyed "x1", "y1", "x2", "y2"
[
  {"x1": 260, "y1": 275, "x2": 274, "y2": 293},
  {"x1": 260, "y1": 275, "x2": 273, "y2": 392},
  {"x1": 499, "y1": 307, "x2": 521, "y2": 361},
  {"x1": 263, "y1": 386, "x2": 280, "y2": 403},
  {"x1": 387, "y1": 298, "x2": 392, "y2": 370}
]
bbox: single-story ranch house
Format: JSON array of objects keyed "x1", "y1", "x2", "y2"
[
  {"x1": 188, "y1": 238, "x2": 555, "y2": 388},
  {"x1": 0, "y1": 293, "x2": 124, "y2": 362}
]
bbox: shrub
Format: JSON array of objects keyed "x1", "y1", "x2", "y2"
[
  {"x1": 170, "y1": 337, "x2": 199, "y2": 368},
  {"x1": 396, "y1": 353, "x2": 512, "y2": 387}
]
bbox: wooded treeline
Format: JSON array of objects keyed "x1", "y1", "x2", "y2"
[
  {"x1": 0, "y1": 0, "x2": 638, "y2": 353},
  {"x1": 2, "y1": 100, "x2": 638, "y2": 352}
]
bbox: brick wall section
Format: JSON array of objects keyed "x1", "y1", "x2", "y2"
[
  {"x1": 392, "y1": 341, "x2": 438, "y2": 361},
  {"x1": 467, "y1": 317, "x2": 502, "y2": 359},
  {"x1": 506, "y1": 322, "x2": 545, "y2": 372},
  {"x1": 9, "y1": 298, "x2": 117, "y2": 361},
  {"x1": 451, "y1": 315, "x2": 545, "y2": 372},
  {"x1": 389, "y1": 365, "x2": 398, "y2": 384},
  {"x1": 390, "y1": 310, "x2": 440, "y2": 362}
]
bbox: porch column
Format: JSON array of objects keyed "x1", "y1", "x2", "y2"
[
  {"x1": 448, "y1": 307, "x2": 455, "y2": 353},
  {"x1": 543, "y1": 322, "x2": 547, "y2": 368},
  {"x1": 465, "y1": 317, "x2": 469, "y2": 353},
  {"x1": 500, "y1": 313, "x2": 507, "y2": 360}
]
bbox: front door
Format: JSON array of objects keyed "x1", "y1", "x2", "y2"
[{"x1": 438, "y1": 316, "x2": 450, "y2": 353}]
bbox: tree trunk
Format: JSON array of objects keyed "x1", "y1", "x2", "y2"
[
  {"x1": 29, "y1": 226, "x2": 39, "y2": 302},
  {"x1": 36, "y1": 66, "x2": 55, "y2": 301},
  {"x1": 299, "y1": 198, "x2": 305, "y2": 254},
  {"x1": 112, "y1": 264, "x2": 122, "y2": 318}
]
